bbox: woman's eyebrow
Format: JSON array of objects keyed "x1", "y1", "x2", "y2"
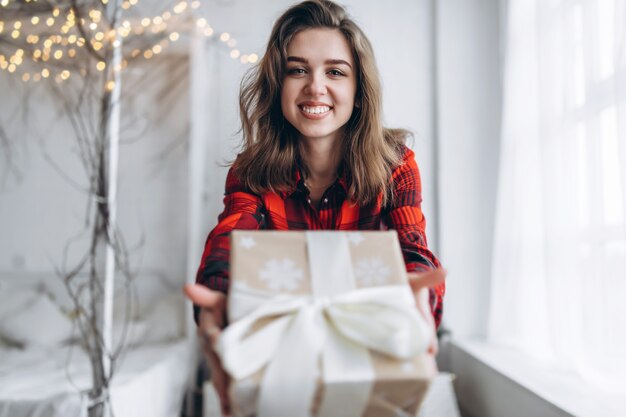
[{"x1": 287, "y1": 56, "x2": 352, "y2": 69}]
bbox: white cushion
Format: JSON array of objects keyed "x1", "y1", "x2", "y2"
[
  {"x1": 0, "y1": 287, "x2": 35, "y2": 318},
  {"x1": 0, "y1": 290, "x2": 74, "y2": 349}
]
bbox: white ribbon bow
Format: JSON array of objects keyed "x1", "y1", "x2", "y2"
[{"x1": 217, "y1": 232, "x2": 432, "y2": 417}]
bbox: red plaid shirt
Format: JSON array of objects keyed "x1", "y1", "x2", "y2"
[{"x1": 196, "y1": 145, "x2": 445, "y2": 328}]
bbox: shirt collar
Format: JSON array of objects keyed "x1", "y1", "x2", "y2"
[{"x1": 280, "y1": 162, "x2": 348, "y2": 199}]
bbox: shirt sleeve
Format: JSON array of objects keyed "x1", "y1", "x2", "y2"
[
  {"x1": 382, "y1": 146, "x2": 445, "y2": 329},
  {"x1": 194, "y1": 166, "x2": 265, "y2": 322}
]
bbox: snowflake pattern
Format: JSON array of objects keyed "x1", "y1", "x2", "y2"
[
  {"x1": 346, "y1": 232, "x2": 365, "y2": 246},
  {"x1": 353, "y1": 257, "x2": 391, "y2": 286},
  {"x1": 258, "y1": 258, "x2": 304, "y2": 291},
  {"x1": 240, "y1": 236, "x2": 257, "y2": 249}
]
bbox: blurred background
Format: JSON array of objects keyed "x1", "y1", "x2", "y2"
[{"x1": 0, "y1": 0, "x2": 624, "y2": 416}]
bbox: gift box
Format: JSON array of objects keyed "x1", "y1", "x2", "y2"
[{"x1": 217, "y1": 231, "x2": 437, "y2": 417}]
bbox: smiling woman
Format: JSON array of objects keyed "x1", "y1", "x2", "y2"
[{"x1": 184, "y1": 1, "x2": 446, "y2": 415}]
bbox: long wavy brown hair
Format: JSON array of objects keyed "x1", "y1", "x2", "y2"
[{"x1": 233, "y1": 0, "x2": 409, "y2": 206}]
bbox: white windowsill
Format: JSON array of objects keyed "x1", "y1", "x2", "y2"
[{"x1": 451, "y1": 339, "x2": 625, "y2": 417}]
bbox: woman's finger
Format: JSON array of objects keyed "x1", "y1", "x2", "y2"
[
  {"x1": 407, "y1": 268, "x2": 446, "y2": 291},
  {"x1": 183, "y1": 283, "x2": 224, "y2": 308}
]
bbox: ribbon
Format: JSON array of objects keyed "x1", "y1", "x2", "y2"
[{"x1": 217, "y1": 232, "x2": 432, "y2": 417}]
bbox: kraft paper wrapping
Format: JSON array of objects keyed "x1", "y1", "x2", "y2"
[{"x1": 223, "y1": 231, "x2": 436, "y2": 417}]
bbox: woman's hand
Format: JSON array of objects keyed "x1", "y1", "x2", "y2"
[
  {"x1": 183, "y1": 284, "x2": 230, "y2": 417},
  {"x1": 406, "y1": 268, "x2": 446, "y2": 355}
]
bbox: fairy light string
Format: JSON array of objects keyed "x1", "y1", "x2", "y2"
[{"x1": 0, "y1": 0, "x2": 259, "y2": 84}]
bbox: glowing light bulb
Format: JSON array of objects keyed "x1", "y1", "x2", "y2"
[
  {"x1": 143, "y1": 50, "x2": 153, "y2": 59},
  {"x1": 169, "y1": 32, "x2": 179, "y2": 41},
  {"x1": 46, "y1": 17, "x2": 54, "y2": 27},
  {"x1": 141, "y1": 18, "x2": 150, "y2": 27},
  {"x1": 203, "y1": 27, "x2": 213, "y2": 37},
  {"x1": 230, "y1": 49, "x2": 240, "y2": 59},
  {"x1": 54, "y1": 50, "x2": 63, "y2": 59},
  {"x1": 106, "y1": 80, "x2": 115, "y2": 91},
  {"x1": 240, "y1": 55, "x2": 249, "y2": 64},
  {"x1": 220, "y1": 32, "x2": 230, "y2": 42},
  {"x1": 152, "y1": 44, "x2": 162, "y2": 54},
  {"x1": 196, "y1": 18, "x2": 206, "y2": 27},
  {"x1": 22, "y1": 73, "x2": 30, "y2": 82},
  {"x1": 14, "y1": 21, "x2": 22, "y2": 29},
  {"x1": 68, "y1": 48, "x2": 76, "y2": 57},
  {"x1": 31, "y1": 16, "x2": 39, "y2": 25},
  {"x1": 61, "y1": 70, "x2": 70, "y2": 79},
  {"x1": 173, "y1": 1, "x2": 187, "y2": 14},
  {"x1": 153, "y1": 16, "x2": 162, "y2": 25},
  {"x1": 42, "y1": 68, "x2": 50, "y2": 78},
  {"x1": 96, "y1": 61, "x2": 106, "y2": 71},
  {"x1": 249, "y1": 53, "x2": 259, "y2": 63}
]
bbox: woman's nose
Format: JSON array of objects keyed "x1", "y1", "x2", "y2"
[{"x1": 305, "y1": 73, "x2": 327, "y2": 96}]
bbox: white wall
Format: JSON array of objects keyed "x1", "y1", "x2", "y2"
[{"x1": 436, "y1": 0, "x2": 502, "y2": 338}]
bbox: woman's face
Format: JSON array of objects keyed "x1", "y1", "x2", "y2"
[{"x1": 281, "y1": 28, "x2": 357, "y2": 146}]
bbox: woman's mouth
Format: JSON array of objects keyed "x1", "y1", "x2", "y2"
[{"x1": 299, "y1": 105, "x2": 332, "y2": 119}]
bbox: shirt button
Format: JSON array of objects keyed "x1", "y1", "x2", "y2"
[
  {"x1": 323, "y1": 198, "x2": 328, "y2": 204},
  {"x1": 307, "y1": 198, "x2": 312, "y2": 204}
]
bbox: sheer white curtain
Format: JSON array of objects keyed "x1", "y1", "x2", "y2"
[{"x1": 489, "y1": 0, "x2": 626, "y2": 392}]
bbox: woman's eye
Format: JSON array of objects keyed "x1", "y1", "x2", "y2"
[
  {"x1": 328, "y1": 69, "x2": 345, "y2": 77},
  {"x1": 288, "y1": 68, "x2": 306, "y2": 75}
]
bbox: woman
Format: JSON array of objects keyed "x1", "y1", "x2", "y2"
[{"x1": 184, "y1": 1, "x2": 446, "y2": 415}]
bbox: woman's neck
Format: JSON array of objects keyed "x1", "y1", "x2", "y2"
[{"x1": 299, "y1": 135, "x2": 342, "y2": 183}]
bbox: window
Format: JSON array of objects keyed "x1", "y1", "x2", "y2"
[{"x1": 488, "y1": 0, "x2": 626, "y2": 391}]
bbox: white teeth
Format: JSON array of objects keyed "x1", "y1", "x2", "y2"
[{"x1": 301, "y1": 105, "x2": 331, "y2": 114}]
